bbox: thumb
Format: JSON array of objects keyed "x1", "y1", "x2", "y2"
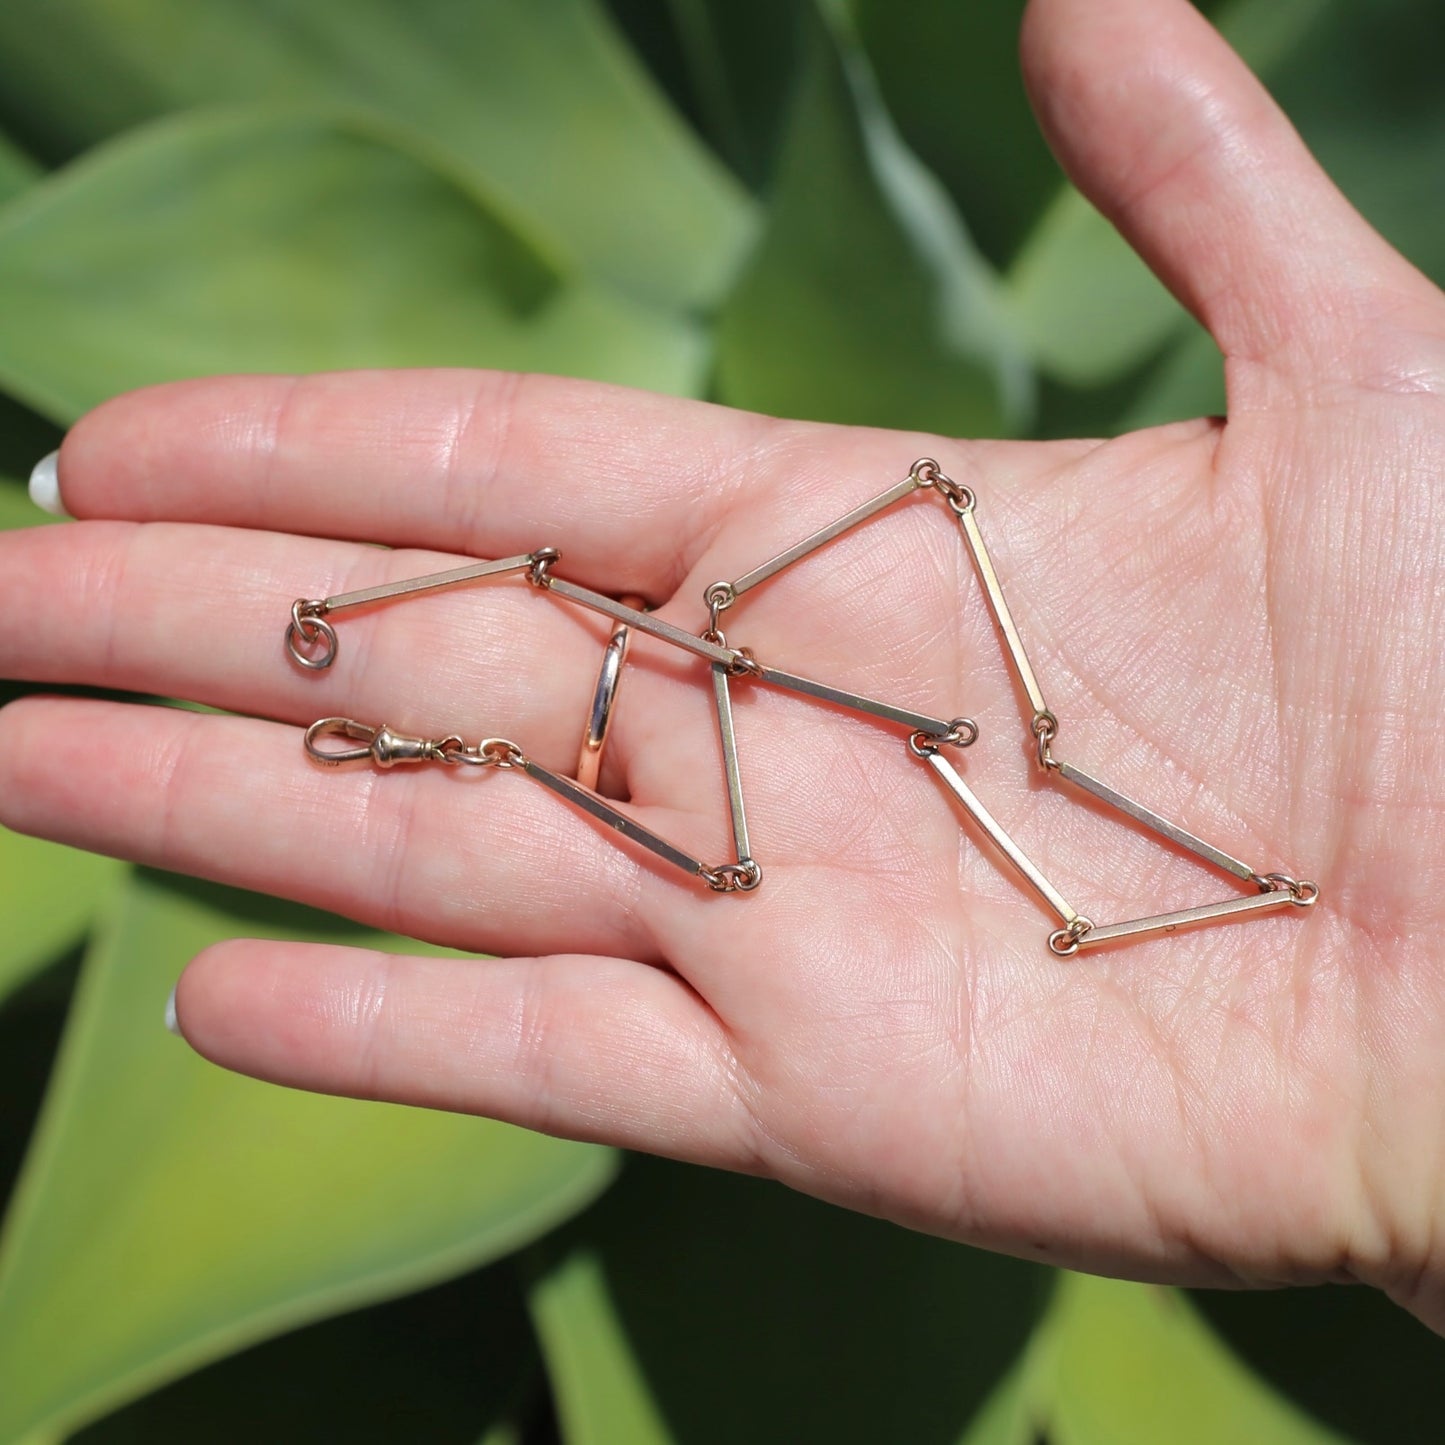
[{"x1": 1020, "y1": 0, "x2": 1444, "y2": 402}]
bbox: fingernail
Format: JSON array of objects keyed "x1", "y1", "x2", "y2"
[
  {"x1": 164, "y1": 982, "x2": 183, "y2": 1037},
  {"x1": 28, "y1": 450, "x2": 69, "y2": 517}
]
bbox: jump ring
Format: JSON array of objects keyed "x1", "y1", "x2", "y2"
[
  {"x1": 1256, "y1": 872, "x2": 1319, "y2": 907},
  {"x1": 907, "y1": 730, "x2": 941, "y2": 759},
  {"x1": 528, "y1": 546, "x2": 561, "y2": 588},
  {"x1": 1050, "y1": 914, "x2": 1094, "y2": 955},
  {"x1": 1255, "y1": 871, "x2": 1296, "y2": 895},
  {"x1": 945, "y1": 716, "x2": 979, "y2": 748},
  {"x1": 941, "y1": 480, "x2": 976, "y2": 516},
  {"x1": 704, "y1": 580, "x2": 735, "y2": 613},
  {"x1": 701, "y1": 859, "x2": 764, "y2": 894},
  {"x1": 1032, "y1": 710, "x2": 1059, "y2": 770},
  {"x1": 286, "y1": 603, "x2": 337, "y2": 670},
  {"x1": 479, "y1": 738, "x2": 525, "y2": 769},
  {"x1": 727, "y1": 646, "x2": 764, "y2": 680}
]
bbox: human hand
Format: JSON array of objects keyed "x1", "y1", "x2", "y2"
[{"x1": 3, "y1": 0, "x2": 1443, "y2": 1329}]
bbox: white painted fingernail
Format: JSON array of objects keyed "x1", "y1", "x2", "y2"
[
  {"x1": 164, "y1": 982, "x2": 183, "y2": 1037},
  {"x1": 28, "y1": 450, "x2": 68, "y2": 517}
]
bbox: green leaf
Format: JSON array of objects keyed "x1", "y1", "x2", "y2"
[
  {"x1": 651, "y1": 0, "x2": 803, "y2": 188},
  {"x1": 954, "y1": 1365, "x2": 1036, "y2": 1445},
  {"x1": 0, "y1": 108, "x2": 708, "y2": 425},
  {"x1": 528, "y1": 1246, "x2": 673, "y2": 1445},
  {"x1": 714, "y1": 9, "x2": 1029, "y2": 437},
  {"x1": 0, "y1": 131, "x2": 39, "y2": 204},
  {"x1": 475, "y1": 1423, "x2": 525, "y2": 1445},
  {"x1": 0, "y1": 0, "x2": 754, "y2": 310},
  {"x1": 0, "y1": 390, "x2": 61, "y2": 488},
  {"x1": 1118, "y1": 325, "x2": 1225, "y2": 431},
  {"x1": 1002, "y1": 194, "x2": 1185, "y2": 389},
  {"x1": 1034, "y1": 1275, "x2": 1351, "y2": 1445},
  {"x1": 0, "y1": 830, "x2": 120, "y2": 1005},
  {"x1": 1001, "y1": 0, "x2": 1332, "y2": 385},
  {"x1": 0, "y1": 869, "x2": 617, "y2": 1442},
  {"x1": 1191, "y1": 1281, "x2": 1445, "y2": 1445},
  {"x1": 72, "y1": 1265, "x2": 541, "y2": 1445},
  {"x1": 0, "y1": 478, "x2": 59, "y2": 530},
  {"x1": 855, "y1": 0, "x2": 1060, "y2": 267},
  {"x1": 1268, "y1": 0, "x2": 1445, "y2": 290},
  {"x1": 527, "y1": 1154, "x2": 1052, "y2": 1445}
]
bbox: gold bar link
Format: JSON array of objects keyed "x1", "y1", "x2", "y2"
[
  {"x1": 728, "y1": 473, "x2": 923, "y2": 600},
  {"x1": 322, "y1": 553, "x2": 537, "y2": 613},
  {"x1": 1055, "y1": 760, "x2": 1256, "y2": 882},
  {"x1": 521, "y1": 760, "x2": 707, "y2": 879},
  {"x1": 755, "y1": 665, "x2": 957, "y2": 737},
  {"x1": 920, "y1": 748, "x2": 1080, "y2": 926},
  {"x1": 956, "y1": 508, "x2": 1049, "y2": 720},
  {"x1": 1070, "y1": 890, "x2": 1296, "y2": 951},
  {"x1": 712, "y1": 663, "x2": 752, "y2": 863},
  {"x1": 544, "y1": 578, "x2": 738, "y2": 667}
]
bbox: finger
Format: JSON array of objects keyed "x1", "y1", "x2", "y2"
[
  {"x1": 0, "y1": 518, "x2": 667, "y2": 779},
  {"x1": 173, "y1": 940, "x2": 754, "y2": 1165},
  {"x1": 0, "y1": 696, "x2": 712, "y2": 963},
  {"x1": 1020, "y1": 0, "x2": 1444, "y2": 387},
  {"x1": 51, "y1": 374, "x2": 1097, "y2": 596},
  {"x1": 54, "y1": 370, "x2": 779, "y2": 595}
]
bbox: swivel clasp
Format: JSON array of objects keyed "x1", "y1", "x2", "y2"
[{"x1": 304, "y1": 717, "x2": 461, "y2": 768}]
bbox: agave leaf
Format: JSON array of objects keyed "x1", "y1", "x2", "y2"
[
  {"x1": 0, "y1": 869, "x2": 616, "y2": 1442},
  {"x1": 0, "y1": 831, "x2": 120, "y2": 1006},
  {"x1": 953, "y1": 1366, "x2": 1036, "y2": 1445},
  {"x1": 644, "y1": 0, "x2": 803, "y2": 188},
  {"x1": 0, "y1": 365, "x2": 61, "y2": 486},
  {"x1": 0, "y1": 107, "x2": 704, "y2": 417},
  {"x1": 70, "y1": 1263, "x2": 540, "y2": 1444},
  {"x1": 0, "y1": 108, "x2": 708, "y2": 426},
  {"x1": 1002, "y1": 0, "x2": 1332, "y2": 385},
  {"x1": 1034, "y1": 1275, "x2": 1351, "y2": 1445},
  {"x1": 528, "y1": 1246, "x2": 673, "y2": 1445},
  {"x1": 1190, "y1": 1280, "x2": 1445, "y2": 1444},
  {"x1": 527, "y1": 1154, "x2": 1051, "y2": 1445},
  {"x1": 1267, "y1": 0, "x2": 1445, "y2": 288},
  {"x1": 0, "y1": 479, "x2": 59, "y2": 530},
  {"x1": 1002, "y1": 197, "x2": 1183, "y2": 390},
  {"x1": 853, "y1": 0, "x2": 1060, "y2": 267},
  {"x1": 1117, "y1": 325, "x2": 1225, "y2": 431},
  {"x1": 476, "y1": 1424, "x2": 525, "y2": 1445},
  {"x1": 0, "y1": 0, "x2": 754, "y2": 310},
  {"x1": 0, "y1": 131, "x2": 39, "y2": 204},
  {"x1": 715, "y1": 7, "x2": 1028, "y2": 437}
]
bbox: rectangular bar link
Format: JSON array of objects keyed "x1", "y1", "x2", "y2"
[
  {"x1": 1056, "y1": 760, "x2": 1256, "y2": 882},
  {"x1": 729, "y1": 474, "x2": 923, "y2": 598},
  {"x1": 522, "y1": 760, "x2": 705, "y2": 878},
  {"x1": 955, "y1": 509, "x2": 1049, "y2": 718},
  {"x1": 922, "y1": 749, "x2": 1079, "y2": 925},
  {"x1": 712, "y1": 664, "x2": 752, "y2": 863},
  {"x1": 1074, "y1": 890, "x2": 1294, "y2": 949},
  {"x1": 324, "y1": 554, "x2": 536, "y2": 612},
  {"x1": 756, "y1": 665, "x2": 956, "y2": 737},
  {"x1": 545, "y1": 578, "x2": 736, "y2": 667}
]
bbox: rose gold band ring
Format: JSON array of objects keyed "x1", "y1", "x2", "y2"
[{"x1": 577, "y1": 596, "x2": 643, "y2": 791}]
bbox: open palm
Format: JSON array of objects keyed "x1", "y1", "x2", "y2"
[{"x1": 3, "y1": 0, "x2": 1443, "y2": 1329}]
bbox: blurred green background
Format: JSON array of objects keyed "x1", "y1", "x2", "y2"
[{"x1": 1, "y1": 0, "x2": 1443, "y2": 1440}]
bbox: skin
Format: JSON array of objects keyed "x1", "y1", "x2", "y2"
[{"x1": 2, "y1": 0, "x2": 1444, "y2": 1329}]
